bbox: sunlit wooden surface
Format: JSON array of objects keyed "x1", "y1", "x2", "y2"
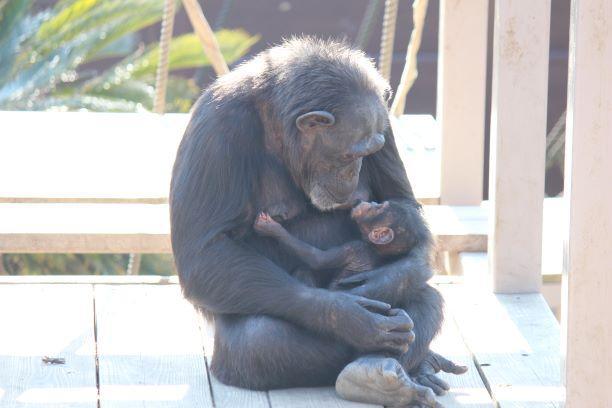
[
  {"x1": 0, "y1": 278, "x2": 561, "y2": 407},
  {"x1": 0, "y1": 112, "x2": 440, "y2": 205}
]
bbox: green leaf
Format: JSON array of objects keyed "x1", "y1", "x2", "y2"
[
  {"x1": 87, "y1": 33, "x2": 137, "y2": 61},
  {"x1": 31, "y1": 0, "x2": 164, "y2": 58},
  {"x1": 163, "y1": 76, "x2": 200, "y2": 113},
  {"x1": 134, "y1": 30, "x2": 260, "y2": 77},
  {"x1": 82, "y1": 29, "x2": 259, "y2": 93},
  {"x1": 0, "y1": 0, "x2": 31, "y2": 43}
]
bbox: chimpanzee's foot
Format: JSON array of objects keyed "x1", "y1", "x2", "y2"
[
  {"x1": 336, "y1": 356, "x2": 442, "y2": 408},
  {"x1": 253, "y1": 212, "x2": 284, "y2": 237},
  {"x1": 410, "y1": 351, "x2": 468, "y2": 396}
]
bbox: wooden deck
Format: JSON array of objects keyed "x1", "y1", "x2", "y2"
[{"x1": 0, "y1": 260, "x2": 563, "y2": 408}]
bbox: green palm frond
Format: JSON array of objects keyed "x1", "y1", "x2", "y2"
[
  {"x1": 0, "y1": 0, "x2": 31, "y2": 43},
  {"x1": 31, "y1": 0, "x2": 165, "y2": 59},
  {"x1": 85, "y1": 30, "x2": 260, "y2": 92},
  {"x1": 0, "y1": 0, "x2": 259, "y2": 113}
]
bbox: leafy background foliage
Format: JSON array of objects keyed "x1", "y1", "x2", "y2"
[{"x1": 0, "y1": 0, "x2": 258, "y2": 275}]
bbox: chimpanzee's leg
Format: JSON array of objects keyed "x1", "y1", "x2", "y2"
[
  {"x1": 210, "y1": 314, "x2": 355, "y2": 390},
  {"x1": 335, "y1": 285, "x2": 448, "y2": 407},
  {"x1": 398, "y1": 284, "x2": 444, "y2": 372}
]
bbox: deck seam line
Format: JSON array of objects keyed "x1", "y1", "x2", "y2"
[
  {"x1": 437, "y1": 283, "x2": 500, "y2": 408},
  {"x1": 92, "y1": 284, "x2": 101, "y2": 408},
  {"x1": 198, "y1": 318, "x2": 217, "y2": 408}
]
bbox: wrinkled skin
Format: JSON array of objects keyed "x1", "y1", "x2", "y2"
[{"x1": 170, "y1": 38, "x2": 463, "y2": 407}]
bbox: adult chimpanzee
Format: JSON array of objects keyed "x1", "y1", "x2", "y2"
[{"x1": 170, "y1": 38, "x2": 464, "y2": 407}]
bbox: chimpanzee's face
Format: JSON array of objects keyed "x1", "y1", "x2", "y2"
[
  {"x1": 294, "y1": 96, "x2": 388, "y2": 210},
  {"x1": 350, "y1": 201, "x2": 396, "y2": 245}
]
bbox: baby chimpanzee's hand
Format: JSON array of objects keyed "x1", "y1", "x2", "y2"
[{"x1": 254, "y1": 212, "x2": 285, "y2": 237}]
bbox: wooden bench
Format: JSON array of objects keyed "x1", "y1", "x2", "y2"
[{"x1": 0, "y1": 111, "x2": 483, "y2": 257}]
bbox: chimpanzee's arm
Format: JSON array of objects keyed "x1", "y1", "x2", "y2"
[{"x1": 254, "y1": 213, "x2": 349, "y2": 271}]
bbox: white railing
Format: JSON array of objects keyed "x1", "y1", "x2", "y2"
[{"x1": 436, "y1": 0, "x2": 611, "y2": 404}]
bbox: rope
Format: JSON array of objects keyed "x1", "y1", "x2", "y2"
[
  {"x1": 153, "y1": 0, "x2": 176, "y2": 114},
  {"x1": 214, "y1": 0, "x2": 234, "y2": 30},
  {"x1": 378, "y1": 0, "x2": 399, "y2": 81},
  {"x1": 355, "y1": 0, "x2": 383, "y2": 50},
  {"x1": 391, "y1": 0, "x2": 429, "y2": 116}
]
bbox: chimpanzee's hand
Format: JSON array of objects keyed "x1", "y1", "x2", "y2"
[
  {"x1": 325, "y1": 292, "x2": 415, "y2": 354},
  {"x1": 335, "y1": 267, "x2": 400, "y2": 301}
]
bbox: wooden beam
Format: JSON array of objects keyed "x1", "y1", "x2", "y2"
[
  {"x1": 488, "y1": 0, "x2": 551, "y2": 293},
  {"x1": 562, "y1": 0, "x2": 612, "y2": 404},
  {"x1": 181, "y1": 0, "x2": 229, "y2": 76},
  {"x1": 437, "y1": 0, "x2": 488, "y2": 205}
]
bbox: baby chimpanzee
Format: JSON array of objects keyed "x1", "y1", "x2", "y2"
[{"x1": 254, "y1": 200, "x2": 418, "y2": 285}]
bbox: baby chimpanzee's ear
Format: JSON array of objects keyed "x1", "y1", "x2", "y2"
[{"x1": 368, "y1": 227, "x2": 395, "y2": 245}]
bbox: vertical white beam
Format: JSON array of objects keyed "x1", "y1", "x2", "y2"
[
  {"x1": 488, "y1": 0, "x2": 550, "y2": 293},
  {"x1": 562, "y1": 0, "x2": 612, "y2": 405},
  {"x1": 437, "y1": 0, "x2": 488, "y2": 205}
]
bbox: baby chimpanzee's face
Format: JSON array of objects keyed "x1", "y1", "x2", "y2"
[{"x1": 350, "y1": 201, "x2": 413, "y2": 255}]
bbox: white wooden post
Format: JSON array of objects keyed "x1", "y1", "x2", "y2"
[
  {"x1": 488, "y1": 0, "x2": 550, "y2": 293},
  {"x1": 437, "y1": 0, "x2": 488, "y2": 205},
  {"x1": 562, "y1": 0, "x2": 612, "y2": 404}
]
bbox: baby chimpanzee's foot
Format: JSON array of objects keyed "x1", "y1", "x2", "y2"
[
  {"x1": 254, "y1": 212, "x2": 284, "y2": 237},
  {"x1": 336, "y1": 356, "x2": 441, "y2": 407}
]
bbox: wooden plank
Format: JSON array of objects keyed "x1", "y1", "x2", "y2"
[
  {"x1": 0, "y1": 111, "x2": 437, "y2": 204},
  {"x1": 431, "y1": 306, "x2": 495, "y2": 408},
  {"x1": 437, "y1": 0, "x2": 488, "y2": 205},
  {"x1": 0, "y1": 285, "x2": 97, "y2": 407},
  {"x1": 562, "y1": 0, "x2": 612, "y2": 405},
  {"x1": 95, "y1": 285, "x2": 213, "y2": 408},
  {"x1": 268, "y1": 387, "x2": 378, "y2": 408},
  {"x1": 0, "y1": 203, "x2": 170, "y2": 253},
  {"x1": 0, "y1": 275, "x2": 178, "y2": 285},
  {"x1": 0, "y1": 202, "x2": 486, "y2": 254},
  {"x1": 0, "y1": 199, "x2": 565, "y2": 265},
  {"x1": 488, "y1": 0, "x2": 551, "y2": 293},
  {"x1": 392, "y1": 115, "x2": 441, "y2": 204},
  {"x1": 424, "y1": 204, "x2": 488, "y2": 252},
  {"x1": 198, "y1": 320, "x2": 271, "y2": 408},
  {"x1": 0, "y1": 111, "x2": 187, "y2": 203},
  {"x1": 441, "y1": 253, "x2": 563, "y2": 407}
]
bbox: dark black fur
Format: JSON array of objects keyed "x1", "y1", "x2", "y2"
[{"x1": 170, "y1": 37, "x2": 442, "y2": 390}]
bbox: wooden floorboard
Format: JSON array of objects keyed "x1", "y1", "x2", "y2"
[
  {"x1": 441, "y1": 253, "x2": 563, "y2": 408},
  {"x1": 199, "y1": 314, "x2": 378, "y2": 408},
  {"x1": 0, "y1": 279, "x2": 564, "y2": 407},
  {"x1": 199, "y1": 320, "x2": 271, "y2": 408},
  {"x1": 0, "y1": 284, "x2": 97, "y2": 407},
  {"x1": 431, "y1": 307, "x2": 495, "y2": 408},
  {"x1": 268, "y1": 387, "x2": 379, "y2": 408},
  {"x1": 95, "y1": 285, "x2": 213, "y2": 408}
]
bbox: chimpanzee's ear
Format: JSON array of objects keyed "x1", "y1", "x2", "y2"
[
  {"x1": 296, "y1": 111, "x2": 335, "y2": 132},
  {"x1": 368, "y1": 227, "x2": 395, "y2": 245}
]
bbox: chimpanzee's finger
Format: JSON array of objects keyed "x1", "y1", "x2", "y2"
[
  {"x1": 428, "y1": 374, "x2": 450, "y2": 392},
  {"x1": 336, "y1": 271, "x2": 372, "y2": 286},
  {"x1": 417, "y1": 375, "x2": 447, "y2": 396},
  {"x1": 432, "y1": 352, "x2": 468, "y2": 374},
  {"x1": 356, "y1": 297, "x2": 391, "y2": 313},
  {"x1": 387, "y1": 308, "x2": 415, "y2": 330}
]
